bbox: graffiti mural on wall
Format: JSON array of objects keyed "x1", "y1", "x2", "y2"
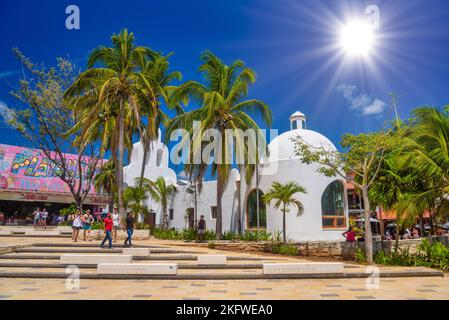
[{"x1": 0, "y1": 144, "x2": 101, "y2": 194}]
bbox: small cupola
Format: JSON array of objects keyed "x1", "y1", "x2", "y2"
[{"x1": 290, "y1": 111, "x2": 307, "y2": 130}]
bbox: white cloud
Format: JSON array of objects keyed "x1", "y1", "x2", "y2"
[
  {"x1": 0, "y1": 70, "x2": 19, "y2": 80},
  {"x1": 0, "y1": 100, "x2": 17, "y2": 125},
  {"x1": 336, "y1": 84, "x2": 387, "y2": 116}
]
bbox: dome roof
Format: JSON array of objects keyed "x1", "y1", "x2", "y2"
[
  {"x1": 290, "y1": 111, "x2": 306, "y2": 118},
  {"x1": 264, "y1": 129, "x2": 337, "y2": 163}
]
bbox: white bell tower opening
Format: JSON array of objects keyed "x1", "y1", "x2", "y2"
[{"x1": 290, "y1": 111, "x2": 307, "y2": 130}]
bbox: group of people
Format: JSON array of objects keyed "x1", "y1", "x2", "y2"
[
  {"x1": 69, "y1": 207, "x2": 135, "y2": 248},
  {"x1": 32, "y1": 207, "x2": 49, "y2": 229}
]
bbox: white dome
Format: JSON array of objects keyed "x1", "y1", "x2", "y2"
[{"x1": 265, "y1": 129, "x2": 337, "y2": 163}]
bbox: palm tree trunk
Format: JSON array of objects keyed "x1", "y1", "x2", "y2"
[
  {"x1": 216, "y1": 169, "x2": 223, "y2": 238},
  {"x1": 117, "y1": 100, "x2": 126, "y2": 218},
  {"x1": 395, "y1": 218, "x2": 400, "y2": 252},
  {"x1": 362, "y1": 187, "x2": 373, "y2": 264},
  {"x1": 282, "y1": 203, "x2": 286, "y2": 243}
]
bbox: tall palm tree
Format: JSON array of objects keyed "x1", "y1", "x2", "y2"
[
  {"x1": 139, "y1": 53, "x2": 182, "y2": 181},
  {"x1": 395, "y1": 106, "x2": 449, "y2": 231},
  {"x1": 65, "y1": 29, "x2": 158, "y2": 218},
  {"x1": 263, "y1": 181, "x2": 307, "y2": 243},
  {"x1": 94, "y1": 160, "x2": 117, "y2": 211},
  {"x1": 166, "y1": 51, "x2": 272, "y2": 237},
  {"x1": 137, "y1": 176, "x2": 177, "y2": 228}
]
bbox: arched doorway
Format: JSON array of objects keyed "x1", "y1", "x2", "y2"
[{"x1": 246, "y1": 189, "x2": 266, "y2": 229}]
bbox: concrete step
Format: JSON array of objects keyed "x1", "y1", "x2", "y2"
[
  {"x1": 0, "y1": 254, "x2": 268, "y2": 261},
  {"x1": 0, "y1": 268, "x2": 443, "y2": 280},
  {"x1": 0, "y1": 262, "x2": 264, "y2": 269},
  {"x1": 14, "y1": 248, "x2": 197, "y2": 254},
  {"x1": 31, "y1": 243, "x2": 163, "y2": 248}
]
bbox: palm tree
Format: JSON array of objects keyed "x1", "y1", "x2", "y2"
[
  {"x1": 166, "y1": 51, "x2": 272, "y2": 237},
  {"x1": 65, "y1": 29, "x2": 158, "y2": 218},
  {"x1": 137, "y1": 176, "x2": 177, "y2": 228},
  {"x1": 94, "y1": 160, "x2": 117, "y2": 211},
  {"x1": 395, "y1": 106, "x2": 449, "y2": 233},
  {"x1": 124, "y1": 184, "x2": 149, "y2": 220},
  {"x1": 138, "y1": 53, "x2": 182, "y2": 182},
  {"x1": 263, "y1": 181, "x2": 307, "y2": 243}
]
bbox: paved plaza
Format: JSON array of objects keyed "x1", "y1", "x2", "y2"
[{"x1": 0, "y1": 235, "x2": 448, "y2": 300}]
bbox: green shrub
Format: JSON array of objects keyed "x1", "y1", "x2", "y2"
[
  {"x1": 208, "y1": 242, "x2": 216, "y2": 249},
  {"x1": 271, "y1": 243, "x2": 299, "y2": 256},
  {"x1": 222, "y1": 231, "x2": 238, "y2": 241},
  {"x1": 372, "y1": 239, "x2": 449, "y2": 271},
  {"x1": 354, "y1": 246, "x2": 366, "y2": 263}
]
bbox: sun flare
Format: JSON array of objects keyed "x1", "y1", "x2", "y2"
[{"x1": 339, "y1": 21, "x2": 375, "y2": 56}]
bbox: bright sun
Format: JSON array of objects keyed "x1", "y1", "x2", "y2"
[{"x1": 339, "y1": 21, "x2": 374, "y2": 56}]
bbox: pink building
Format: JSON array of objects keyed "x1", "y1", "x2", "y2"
[{"x1": 0, "y1": 143, "x2": 108, "y2": 223}]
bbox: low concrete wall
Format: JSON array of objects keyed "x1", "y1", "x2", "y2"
[
  {"x1": 0, "y1": 226, "x2": 150, "y2": 240},
  {"x1": 182, "y1": 236, "x2": 449, "y2": 261},
  {"x1": 87, "y1": 229, "x2": 150, "y2": 240}
]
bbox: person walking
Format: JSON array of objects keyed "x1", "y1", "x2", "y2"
[
  {"x1": 197, "y1": 215, "x2": 206, "y2": 242},
  {"x1": 71, "y1": 210, "x2": 83, "y2": 242},
  {"x1": 342, "y1": 226, "x2": 357, "y2": 242},
  {"x1": 41, "y1": 208, "x2": 48, "y2": 230},
  {"x1": 124, "y1": 211, "x2": 135, "y2": 247},
  {"x1": 32, "y1": 207, "x2": 41, "y2": 228},
  {"x1": 82, "y1": 209, "x2": 94, "y2": 241},
  {"x1": 100, "y1": 213, "x2": 113, "y2": 249},
  {"x1": 112, "y1": 207, "x2": 120, "y2": 242}
]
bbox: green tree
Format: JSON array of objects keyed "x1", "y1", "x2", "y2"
[
  {"x1": 7, "y1": 49, "x2": 101, "y2": 213},
  {"x1": 262, "y1": 181, "x2": 306, "y2": 243},
  {"x1": 166, "y1": 51, "x2": 272, "y2": 237},
  {"x1": 124, "y1": 184, "x2": 149, "y2": 218},
  {"x1": 94, "y1": 160, "x2": 117, "y2": 211},
  {"x1": 395, "y1": 106, "x2": 449, "y2": 233},
  {"x1": 138, "y1": 53, "x2": 182, "y2": 181},
  {"x1": 65, "y1": 29, "x2": 158, "y2": 218},
  {"x1": 137, "y1": 176, "x2": 177, "y2": 228},
  {"x1": 293, "y1": 131, "x2": 394, "y2": 263}
]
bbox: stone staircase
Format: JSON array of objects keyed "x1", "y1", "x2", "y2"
[{"x1": 0, "y1": 242, "x2": 444, "y2": 280}]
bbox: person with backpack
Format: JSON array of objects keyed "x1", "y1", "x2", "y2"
[
  {"x1": 124, "y1": 211, "x2": 135, "y2": 247},
  {"x1": 197, "y1": 215, "x2": 206, "y2": 242}
]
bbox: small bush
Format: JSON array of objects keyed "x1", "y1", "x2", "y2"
[
  {"x1": 271, "y1": 243, "x2": 299, "y2": 256},
  {"x1": 208, "y1": 242, "x2": 216, "y2": 249}
]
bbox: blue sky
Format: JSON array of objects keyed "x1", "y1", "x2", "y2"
[{"x1": 1, "y1": 0, "x2": 449, "y2": 161}]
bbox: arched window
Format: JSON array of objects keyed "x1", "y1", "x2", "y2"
[
  {"x1": 247, "y1": 189, "x2": 266, "y2": 229},
  {"x1": 321, "y1": 180, "x2": 346, "y2": 229},
  {"x1": 156, "y1": 149, "x2": 163, "y2": 167}
]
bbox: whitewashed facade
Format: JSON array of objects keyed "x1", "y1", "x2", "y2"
[{"x1": 124, "y1": 112, "x2": 349, "y2": 241}]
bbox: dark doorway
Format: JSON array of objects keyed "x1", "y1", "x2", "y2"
[{"x1": 187, "y1": 208, "x2": 194, "y2": 229}]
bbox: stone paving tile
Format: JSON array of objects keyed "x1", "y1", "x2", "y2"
[
  {"x1": 256, "y1": 288, "x2": 272, "y2": 291},
  {"x1": 240, "y1": 292, "x2": 257, "y2": 296},
  {"x1": 210, "y1": 290, "x2": 227, "y2": 293},
  {"x1": 59, "y1": 291, "x2": 79, "y2": 294},
  {"x1": 0, "y1": 295, "x2": 12, "y2": 299},
  {"x1": 133, "y1": 294, "x2": 152, "y2": 298},
  {"x1": 325, "y1": 285, "x2": 343, "y2": 288},
  {"x1": 320, "y1": 293, "x2": 340, "y2": 297},
  {"x1": 356, "y1": 296, "x2": 376, "y2": 299},
  {"x1": 417, "y1": 289, "x2": 436, "y2": 292}
]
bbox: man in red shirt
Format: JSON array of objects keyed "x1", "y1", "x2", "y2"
[{"x1": 100, "y1": 213, "x2": 113, "y2": 249}]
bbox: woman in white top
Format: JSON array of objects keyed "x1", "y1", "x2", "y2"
[
  {"x1": 112, "y1": 208, "x2": 120, "y2": 242},
  {"x1": 71, "y1": 210, "x2": 83, "y2": 242}
]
